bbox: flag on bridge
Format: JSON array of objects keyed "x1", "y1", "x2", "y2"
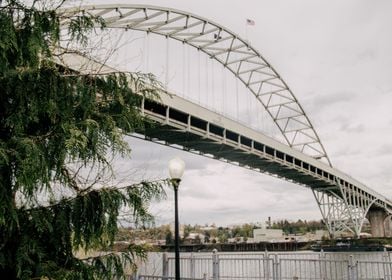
[{"x1": 246, "y1": 18, "x2": 255, "y2": 26}]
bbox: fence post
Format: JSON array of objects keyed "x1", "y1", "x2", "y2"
[
  {"x1": 382, "y1": 248, "x2": 390, "y2": 280},
  {"x1": 162, "y1": 252, "x2": 169, "y2": 280},
  {"x1": 320, "y1": 249, "x2": 326, "y2": 279},
  {"x1": 273, "y1": 254, "x2": 279, "y2": 280},
  {"x1": 190, "y1": 252, "x2": 195, "y2": 279},
  {"x1": 383, "y1": 247, "x2": 389, "y2": 262},
  {"x1": 212, "y1": 249, "x2": 220, "y2": 280},
  {"x1": 348, "y1": 254, "x2": 357, "y2": 280},
  {"x1": 263, "y1": 249, "x2": 270, "y2": 280},
  {"x1": 320, "y1": 248, "x2": 325, "y2": 260}
]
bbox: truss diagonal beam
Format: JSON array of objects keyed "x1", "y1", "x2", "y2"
[
  {"x1": 313, "y1": 178, "x2": 379, "y2": 237},
  {"x1": 58, "y1": 4, "x2": 332, "y2": 166},
  {"x1": 55, "y1": 46, "x2": 392, "y2": 238}
]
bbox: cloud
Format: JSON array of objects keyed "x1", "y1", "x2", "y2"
[
  {"x1": 311, "y1": 91, "x2": 354, "y2": 108},
  {"x1": 75, "y1": 0, "x2": 392, "y2": 227},
  {"x1": 356, "y1": 49, "x2": 377, "y2": 61},
  {"x1": 338, "y1": 123, "x2": 365, "y2": 133}
]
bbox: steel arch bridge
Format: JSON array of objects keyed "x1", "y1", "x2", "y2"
[{"x1": 58, "y1": 4, "x2": 392, "y2": 237}]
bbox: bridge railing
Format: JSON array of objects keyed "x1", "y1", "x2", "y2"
[{"x1": 131, "y1": 251, "x2": 392, "y2": 280}]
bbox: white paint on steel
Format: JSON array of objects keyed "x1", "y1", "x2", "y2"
[
  {"x1": 58, "y1": 4, "x2": 331, "y2": 166},
  {"x1": 54, "y1": 31, "x2": 392, "y2": 237}
]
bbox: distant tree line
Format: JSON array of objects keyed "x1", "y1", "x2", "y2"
[
  {"x1": 270, "y1": 219, "x2": 325, "y2": 234},
  {"x1": 116, "y1": 220, "x2": 326, "y2": 244}
]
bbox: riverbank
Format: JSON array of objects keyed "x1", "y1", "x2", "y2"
[
  {"x1": 158, "y1": 241, "x2": 309, "y2": 252},
  {"x1": 155, "y1": 238, "x2": 392, "y2": 252}
]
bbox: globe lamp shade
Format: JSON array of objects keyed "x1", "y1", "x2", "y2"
[{"x1": 168, "y1": 157, "x2": 185, "y2": 180}]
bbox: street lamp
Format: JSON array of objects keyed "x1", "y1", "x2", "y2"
[{"x1": 168, "y1": 157, "x2": 185, "y2": 280}]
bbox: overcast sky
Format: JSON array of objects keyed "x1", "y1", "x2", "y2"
[{"x1": 73, "y1": 0, "x2": 392, "y2": 227}]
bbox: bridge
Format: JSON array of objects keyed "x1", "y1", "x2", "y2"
[{"x1": 58, "y1": 4, "x2": 392, "y2": 238}]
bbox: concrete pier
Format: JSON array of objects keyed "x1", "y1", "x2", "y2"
[
  {"x1": 366, "y1": 209, "x2": 389, "y2": 237},
  {"x1": 384, "y1": 216, "x2": 392, "y2": 237}
]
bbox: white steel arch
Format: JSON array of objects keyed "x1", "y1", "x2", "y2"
[
  {"x1": 56, "y1": 42, "x2": 392, "y2": 238},
  {"x1": 58, "y1": 4, "x2": 332, "y2": 166}
]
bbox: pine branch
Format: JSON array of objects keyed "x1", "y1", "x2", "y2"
[
  {"x1": 0, "y1": 1, "x2": 169, "y2": 278},
  {"x1": 20, "y1": 179, "x2": 169, "y2": 213},
  {"x1": 61, "y1": 166, "x2": 81, "y2": 193}
]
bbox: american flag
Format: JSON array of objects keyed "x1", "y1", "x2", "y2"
[{"x1": 246, "y1": 18, "x2": 255, "y2": 26}]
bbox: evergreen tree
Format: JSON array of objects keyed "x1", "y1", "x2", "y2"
[{"x1": 0, "y1": 1, "x2": 166, "y2": 279}]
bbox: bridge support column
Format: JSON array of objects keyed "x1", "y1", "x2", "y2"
[
  {"x1": 384, "y1": 216, "x2": 392, "y2": 237},
  {"x1": 366, "y1": 209, "x2": 387, "y2": 237}
]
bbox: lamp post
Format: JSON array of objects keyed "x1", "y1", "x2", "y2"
[{"x1": 168, "y1": 157, "x2": 185, "y2": 280}]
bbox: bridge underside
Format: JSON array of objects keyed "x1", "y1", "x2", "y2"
[
  {"x1": 139, "y1": 124, "x2": 338, "y2": 192},
  {"x1": 136, "y1": 120, "x2": 389, "y2": 238},
  {"x1": 52, "y1": 39, "x2": 392, "y2": 239}
]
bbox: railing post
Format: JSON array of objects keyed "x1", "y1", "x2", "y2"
[
  {"x1": 264, "y1": 249, "x2": 270, "y2": 280},
  {"x1": 320, "y1": 249, "x2": 327, "y2": 279},
  {"x1": 383, "y1": 248, "x2": 390, "y2": 279},
  {"x1": 320, "y1": 248, "x2": 325, "y2": 259},
  {"x1": 348, "y1": 254, "x2": 357, "y2": 280},
  {"x1": 162, "y1": 252, "x2": 169, "y2": 280},
  {"x1": 190, "y1": 252, "x2": 195, "y2": 279},
  {"x1": 212, "y1": 249, "x2": 219, "y2": 280},
  {"x1": 273, "y1": 254, "x2": 279, "y2": 280},
  {"x1": 383, "y1": 248, "x2": 387, "y2": 278},
  {"x1": 383, "y1": 247, "x2": 389, "y2": 262}
]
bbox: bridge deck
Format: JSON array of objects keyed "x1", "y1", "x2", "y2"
[
  {"x1": 53, "y1": 49, "x2": 392, "y2": 225},
  {"x1": 139, "y1": 94, "x2": 392, "y2": 213}
]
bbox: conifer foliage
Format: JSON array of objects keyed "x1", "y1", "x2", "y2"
[{"x1": 0, "y1": 1, "x2": 165, "y2": 279}]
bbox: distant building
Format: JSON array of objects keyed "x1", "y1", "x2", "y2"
[
  {"x1": 253, "y1": 228, "x2": 284, "y2": 242},
  {"x1": 184, "y1": 232, "x2": 205, "y2": 244},
  {"x1": 228, "y1": 237, "x2": 247, "y2": 243},
  {"x1": 200, "y1": 226, "x2": 216, "y2": 231},
  {"x1": 314, "y1": 230, "x2": 329, "y2": 240}
]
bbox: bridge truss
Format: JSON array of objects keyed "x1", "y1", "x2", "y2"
[
  {"x1": 59, "y1": 4, "x2": 331, "y2": 165},
  {"x1": 57, "y1": 4, "x2": 392, "y2": 237}
]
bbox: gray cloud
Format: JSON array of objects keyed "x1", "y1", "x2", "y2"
[
  {"x1": 356, "y1": 49, "x2": 377, "y2": 62},
  {"x1": 77, "y1": 0, "x2": 392, "y2": 226},
  {"x1": 339, "y1": 123, "x2": 365, "y2": 133},
  {"x1": 374, "y1": 144, "x2": 392, "y2": 157},
  {"x1": 311, "y1": 91, "x2": 354, "y2": 108}
]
